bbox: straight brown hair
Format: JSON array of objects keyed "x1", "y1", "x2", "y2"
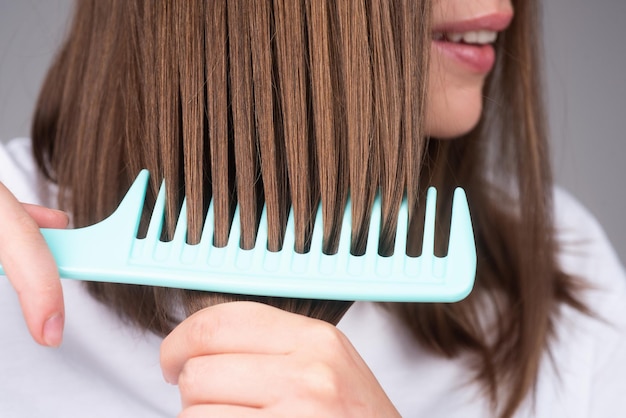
[{"x1": 32, "y1": 1, "x2": 584, "y2": 416}]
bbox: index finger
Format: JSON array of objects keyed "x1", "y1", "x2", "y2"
[
  {"x1": 0, "y1": 182, "x2": 65, "y2": 347},
  {"x1": 160, "y1": 301, "x2": 330, "y2": 383}
]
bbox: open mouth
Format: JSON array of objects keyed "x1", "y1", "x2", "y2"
[
  {"x1": 431, "y1": 30, "x2": 499, "y2": 73},
  {"x1": 432, "y1": 30, "x2": 498, "y2": 46}
]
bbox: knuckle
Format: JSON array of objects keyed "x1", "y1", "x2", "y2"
[
  {"x1": 310, "y1": 321, "x2": 346, "y2": 349},
  {"x1": 176, "y1": 359, "x2": 203, "y2": 400},
  {"x1": 299, "y1": 361, "x2": 341, "y2": 400},
  {"x1": 187, "y1": 310, "x2": 222, "y2": 349}
]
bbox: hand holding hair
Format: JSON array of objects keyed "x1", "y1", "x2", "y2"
[
  {"x1": 0, "y1": 181, "x2": 68, "y2": 347},
  {"x1": 160, "y1": 301, "x2": 401, "y2": 417}
]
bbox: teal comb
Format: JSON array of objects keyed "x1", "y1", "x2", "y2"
[{"x1": 0, "y1": 170, "x2": 476, "y2": 302}]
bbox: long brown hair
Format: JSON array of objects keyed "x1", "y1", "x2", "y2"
[{"x1": 32, "y1": 1, "x2": 584, "y2": 416}]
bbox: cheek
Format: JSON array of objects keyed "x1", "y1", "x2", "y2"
[{"x1": 424, "y1": 51, "x2": 487, "y2": 139}]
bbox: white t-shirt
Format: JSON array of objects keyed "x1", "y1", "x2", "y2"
[{"x1": 1, "y1": 137, "x2": 625, "y2": 417}]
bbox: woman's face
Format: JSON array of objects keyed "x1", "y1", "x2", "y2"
[{"x1": 425, "y1": 0, "x2": 514, "y2": 138}]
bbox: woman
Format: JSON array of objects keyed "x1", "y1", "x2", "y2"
[{"x1": 1, "y1": 0, "x2": 625, "y2": 416}]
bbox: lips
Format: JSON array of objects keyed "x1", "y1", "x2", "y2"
[
  {"x1": 432, "y1": 38, "x2": 497, "y2": 74},
  {"x1": 431, "y1": 12, "x2": 513, "y2": 74}
]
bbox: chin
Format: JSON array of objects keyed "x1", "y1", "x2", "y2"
[{"x1": 424, "y1": 88, "x2": 484, "y2": 139}]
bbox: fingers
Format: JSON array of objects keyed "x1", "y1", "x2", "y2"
[
  {"x1": 162, "y1": 302, "x2": 401, "y2": 416},
  {"x1": 22, "y1": 203, "x2": 69, "y2": 229},
  {"x1": 161, "y1": 301, "x2": 319, "y2": 384},
  {"x1": 177, "y1": 353, "x2": 355, "y2": 411},
  {"x1": 0, "y1": 182, "x2": 66, "y2": 347},
  {"x1": 178, "y1": 354, "x2": 286, "y2": 408}
]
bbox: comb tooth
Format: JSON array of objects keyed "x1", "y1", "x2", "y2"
[
  {"x1": 308, "y1": 203, "x2": 324, "y2": 271},
  {"x1": 282, "y1": 206, "x2": 308, "y2": 274},
  {"x1": 258, "y1": 204, "x2": 282, "y2": 272},
  {"x1": 367, "y1": 197, "x2": 388, "y2": 276},
  {"x1": 254, "y1": 203, "x2": 269, "y2": 269},
  {"x1": 394, "y1": 197, "x2": 409, "y2": 256},
  {"x1": 199, "y1": 198, "x2": 215, "y2": 252},
  {"x1": 422, "y1": 187, "x2": 437, "y2": 276},
  {"x1": 316, "y1": 203, "x2": 337, "y2": 275},
  {"x1": 110, "y1": 169, "x2": 151, "y2": 234},
  {"x1": 394, "y1": 198, "x2": 409, "y2": 274},
  {"x1": 447, "y1": 187, "x2": 475, "y2": 267},
  {"x1": 233, "y1": 204, "x2": 254, "y2": 270},
  {"x1": 255, "y1": 204, "x2": 269, "y2": 251},
  {"x1": 350, "y1": 196, "x2": 380, "y2": 277},
  {"x1": 338, "y1": 197, "x2": 352, "y2": 255},
  {"x1": 201, "y1": 198, "x2": 226, "y2": 268},
  {"x1": 172, "y1": 198, "x2": 188, "y2": 242},
  {"x1": 128, "y1": 171, "x2": 151, "y2": 261},
  {"x1": 145, "y1": 181, "x2": 166, "y2": 243},
  {"x1": 209, "y1": 204, "x2": 239, "y2": 268},
  {"x1": 229, "y1": 204, "x2": 242, "y2": 247},
  {"x1": 338, "y1": 197, "x2": 354, "y2": 274},
  {"x1": 282, "y1": 205, "x2": 296, "y2": 253},
  {"x1": 140, "y1": 181, "x2": 167, "y2": 260},
  {"x1": 367, "y1": 196, "x2": 382, "y2": 255},
  {"x1": 171, "y1": 198, "x2": 188, "y2": 262},
  {"x1": 207, "y1": 201, "x2": 226, "y2": 268},
  {"x1": 309, "y1": 203, "x2": 324, "y2": 253},
  {"x1": 256, "y1": 203, "x2": 277, "y2": 272}
]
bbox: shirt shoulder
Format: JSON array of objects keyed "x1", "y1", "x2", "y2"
[
  {"x1": 553, "y1": 186, "x2": 625, "y2": 292},
  {"x1": 549, "y1": 187, "x2": 626, "y2": 416}
]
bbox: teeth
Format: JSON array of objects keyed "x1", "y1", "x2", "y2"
[
  {"x1": 433, "y1": 30, "x2": 498, "y2": 45},
  {"x1": 448, "y1": 33, "x2": 464, "y2": 43}
]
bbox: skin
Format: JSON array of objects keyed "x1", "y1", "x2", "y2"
[
  {"x1": 0, "y1": 183, "x2": 67, "y2": 347},
  {"x1": 161, "y1": 302, "x2": 400, "y2": 417},
  {"x1": 427, "y1": 0, "x2": 514, "y2": 138},
  {"x1": 1, "y1": 0, "x2": 513, "y2": 415}
]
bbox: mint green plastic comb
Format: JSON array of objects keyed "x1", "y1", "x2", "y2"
[{"x1": 0, "y1": 170, "x2": 476, "y2": 302}]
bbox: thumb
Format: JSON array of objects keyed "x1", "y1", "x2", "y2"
[{"x1": 0, "y1": 182, "x2": 66, "y2": 347}]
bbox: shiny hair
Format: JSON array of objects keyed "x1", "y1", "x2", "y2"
[{"x1": 32, "y1": 1, "x2": 584, "y2": 416}]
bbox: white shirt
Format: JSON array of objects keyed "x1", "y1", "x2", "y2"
[{"x1": 1, "y1": 137, "x2": 626, "y2": 417}]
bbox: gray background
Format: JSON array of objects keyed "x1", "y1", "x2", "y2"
[{"x1": 1, "y1": 1, "x2": 625, "y2": 266}]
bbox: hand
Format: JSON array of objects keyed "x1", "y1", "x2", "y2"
[
  {"x1": 0, "y1": 182, "x2": 68, "y2": 347},
  {"x1": 160, "y1": 301, "x2": 400, "y2": 417}
]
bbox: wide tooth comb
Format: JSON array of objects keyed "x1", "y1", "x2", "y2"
[{"x1": 0, "y1": 170, "x2": 476, "y2": 302}]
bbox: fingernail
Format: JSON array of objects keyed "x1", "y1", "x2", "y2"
[
  {"x1": 162, "y1": 371, "x2": 176, "y2": 385},
  {"x1": 43, "y1": 313, "x2": 64, "y2": 347}
]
